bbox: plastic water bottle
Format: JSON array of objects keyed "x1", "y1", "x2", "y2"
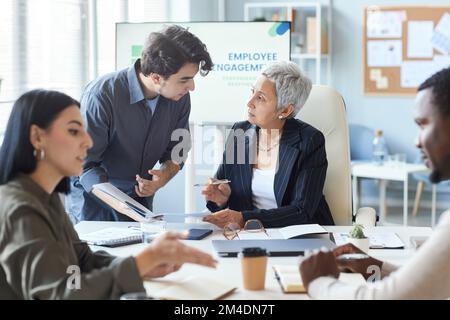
[{"x1": 372, "y1": 129, "x2": 387, "y2": 166}]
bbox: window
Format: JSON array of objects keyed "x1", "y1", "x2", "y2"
[
  {"x1": 0, "y1": 0, "x2": 169, "y2": 145},
  {"x1": 96, "y1": 0, "x2": 168, "y2": 76}
]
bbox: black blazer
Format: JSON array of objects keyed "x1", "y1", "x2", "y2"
[{"x1": 207, "y1": 118, "x2": 334, "y2": 227}]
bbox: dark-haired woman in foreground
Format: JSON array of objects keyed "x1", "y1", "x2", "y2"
[{"x1": 0, "y1": 89, "x2": 216, "y2": 299}]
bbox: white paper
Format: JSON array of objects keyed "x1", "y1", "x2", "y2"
[
  {"x1": 333, "y1": 232, "x2": 404, "y2": 249},
  {"x1": 407, "y1": 21, "x2": 434, "y2": 58},
  {"x1": 278, "y1": 224, "x2": 327, "y2": 239},
  {"x1": 163, "y1": 212, "x2": 210, "y2": 217},
  {"x1": 401, "y1": 58, "x2": 450, "y2": 88},
  {"x1": 237, "y1": 231, "x2": 270, "y2": 240},
  {"x1": 367, "y1": 40, "x2": 402, "y2": 67},
  {"x1": 154, "y1": 275, "x2": 236, "y2": 300},
  {"x1": 432, "y1": 13, "x2": 450, "y2": 55},
  {"x1": 367, "y1": 10, "x2": 405, "y2": 38}
]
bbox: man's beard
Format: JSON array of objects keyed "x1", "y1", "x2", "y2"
[
  {"x1": 429, "y1": 170, "x2": 442, "y2": 183},
  {"x1": 428, "y1": 153, "x2": 450, "y2": 183}
]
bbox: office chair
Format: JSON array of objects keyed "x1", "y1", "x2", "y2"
[
  {"x1": 348, "y1": 124, "x2": 376, "y2": 163},
  {"x1": 297, "y1": 85, "x2": 352, "y2": 225},
  {"x1": 349, "y1": 123, "x2": 388, "y2": 217}
]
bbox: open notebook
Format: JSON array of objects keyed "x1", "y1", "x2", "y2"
[
  {"x1": 79, "y1": 227, "x2": 143, "y2": 247},
  {"x1": 150, "y1": 276, "x2": 236, "y2": 300},
  {"x1": 237, "y1": 224, "x2": 328, "y2": 240},
  {"x1": 273, "y1": 264, "x2": 366, "y2": 293}
]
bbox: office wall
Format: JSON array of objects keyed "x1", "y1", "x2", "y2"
[{"x1": 226, "y1": 0, "x2": 450, "y2": 160}]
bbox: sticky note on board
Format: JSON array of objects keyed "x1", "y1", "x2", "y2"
[
  {"x1": 399, "y1": 11, "x2": 407, "y2": 22},
  {"x1": 370, "y1": 69, "x2": 382, "y2": 81},
  {"x1": 376, "y1": 77, "x2": 389, "y2": 89}
]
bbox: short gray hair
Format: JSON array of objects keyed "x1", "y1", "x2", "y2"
[{"x1": 262, "y1": 61, "x2": 312, "y2": 118}]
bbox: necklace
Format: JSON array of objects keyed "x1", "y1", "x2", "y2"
[{"x1": 258, "y1": 141, "x2": 280, "y2": 152}]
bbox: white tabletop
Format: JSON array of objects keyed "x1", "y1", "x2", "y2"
[
  {"x1": 75, "y1": 220, "x2": 432, "y2": 300},
  {"x1": 351, "y1": 162, "x2": 428, "y2": 181}
]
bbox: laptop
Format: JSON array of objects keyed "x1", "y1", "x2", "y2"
[{"x1": 212, "y1": 239, "x2": 336, "y2": 257}]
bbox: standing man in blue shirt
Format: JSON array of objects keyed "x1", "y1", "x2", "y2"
[{"x1": 67, "y1": 25, "x2": 213, "y2": 222}]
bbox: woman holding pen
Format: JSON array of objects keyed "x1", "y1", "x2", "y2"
[{"x1": 202, "y1": 61, "x2": 334, "y2": 229}]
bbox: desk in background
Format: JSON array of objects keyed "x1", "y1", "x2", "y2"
[{"x1": 352, "y1": 162, "x2": 429, "y2": 226}]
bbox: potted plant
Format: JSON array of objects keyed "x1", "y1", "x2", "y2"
[{"x1": 348, "y1": 224, "x2": 370, "y2": 253}]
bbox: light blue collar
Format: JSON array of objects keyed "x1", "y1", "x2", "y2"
[{"x1": 127, "y1": 59, "x2": 146, "y2": 105}]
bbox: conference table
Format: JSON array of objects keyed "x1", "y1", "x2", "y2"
[{"x1": 75, "y1": 219, "x2": 432, "y2": 300}]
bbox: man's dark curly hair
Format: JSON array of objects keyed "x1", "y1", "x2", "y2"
[
  {"x1": 418, "y1": 67, "x2": 450, "y2": 116},
  {"x1": 140, "y1": 25, "x2": 213, "y2": 79}
]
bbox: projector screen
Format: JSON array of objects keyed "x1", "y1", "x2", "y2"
[{"x1": 116, "y1": 22, "x2": 290, "y2": 124}]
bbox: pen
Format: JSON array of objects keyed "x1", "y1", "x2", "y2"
[{"x1": 193, "y1": 179, "x2": 231, "y2": 187}]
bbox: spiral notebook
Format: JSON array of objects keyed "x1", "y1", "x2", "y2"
[{"x1": 80, "y1": 227, "x2": 143, "y2": 247}]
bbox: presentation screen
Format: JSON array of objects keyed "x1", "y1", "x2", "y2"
[{"x1": 116, "y1": 22, "x2": 290, "y2": 124}]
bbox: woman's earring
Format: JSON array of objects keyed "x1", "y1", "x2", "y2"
[
  {"x1": 278, "y1": 115, "x2": 284, "y2": 119},
  {"x1": 33, "y1": 149, "x2": 45, "y2": 160}
]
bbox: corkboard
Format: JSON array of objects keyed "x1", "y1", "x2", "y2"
[{"x1": 363, "y1": 6, "x2": 450, "y2": 96}]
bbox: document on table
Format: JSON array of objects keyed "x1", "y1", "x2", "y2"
[
  {"x1": 151, "y1": 275, "x2": 236, "y2": 300},
  {"x1": 236, "y1": 224, "x2": 328, "y2": 240},
  {"x1": 273, "y1": 264, "x2": 366, "y2": 293},
  {"x1": 162, "y1": 212, "x2": 211, "y2": 218},
  {"x1": 333, "y1": 232, "x2": 404, "y2": 249}
]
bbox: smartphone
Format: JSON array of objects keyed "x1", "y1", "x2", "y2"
[{"x1": 187, "y1": 228, "x2": 213, "y2": 240}]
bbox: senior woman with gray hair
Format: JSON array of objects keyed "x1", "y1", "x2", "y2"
[{"x1": 202, "y1": 61, "x2": 334, "y2": 229}]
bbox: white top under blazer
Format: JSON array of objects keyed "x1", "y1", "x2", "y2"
[{"x1": 251, "y1": 167, "x2": 277, "y2": 210}]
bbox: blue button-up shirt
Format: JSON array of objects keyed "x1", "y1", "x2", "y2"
[{"x1": 67, "y1": 60, "x2": 191, "y2": 222}]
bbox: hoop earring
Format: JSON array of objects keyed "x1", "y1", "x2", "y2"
[{"x1": 33, "y1": 149, "x2": 45, "y2": 160}]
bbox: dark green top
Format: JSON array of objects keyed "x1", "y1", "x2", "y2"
[{"x1": 0, "y1": 174, "x2": 144, "y2": 299}]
